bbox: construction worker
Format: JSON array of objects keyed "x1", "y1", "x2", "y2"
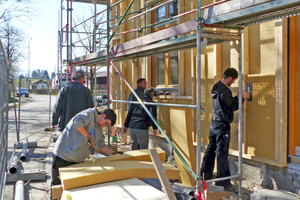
[
  {"x1": 123, "y1": 87, "x2": 157, "y2": 150},
  {"x1": 127, "y1": 78, "x2": 170, "y2": 111},
  {"x1": 52, "y1": 69, "x2": 94, "y2": 132},
  {"x1": 200, "y1": 68, "x2": 249, "y2": 192},
  {"x1": 51, "y1": 108, "x2": 116, "y2": 186}
]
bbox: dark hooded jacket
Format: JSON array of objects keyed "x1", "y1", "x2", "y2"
[
  {"x1": 212, "y1": 81, "x2": 241, "y2": 123},
  {"x1": 124, "y1": 93, "x2": 157, "y2": 130},
  {"x1": 127, "y1": 86, "x2": 167, "y2": 111}
]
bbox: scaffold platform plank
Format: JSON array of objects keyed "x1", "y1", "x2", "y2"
[{"x1": 204, "y1": 0, "x2": 300, "y2": 26}]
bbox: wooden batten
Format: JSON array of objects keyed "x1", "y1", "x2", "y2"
[{"x1": 170, "y1": 107, "x2": 196, "y2": 187}]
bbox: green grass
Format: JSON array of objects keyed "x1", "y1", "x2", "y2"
[{"x1": 9, "y1": 95, "x2": 18, "y2": 103}]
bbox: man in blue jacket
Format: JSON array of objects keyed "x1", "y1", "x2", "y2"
[
  {"x1": 200, "y1": 68, "x2": 249, "y2": 192},
  {"x1": 124, "y1": 87, "x2": 157, "y2": 150},
  {"x1": 52, "y1": 69, "x2": 94, "y2": 132}
]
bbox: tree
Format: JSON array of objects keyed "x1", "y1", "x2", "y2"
[
  {"x1": 0, "y1": 20, "x2": 26, "y2": 76},
  {"x1": 42, "y1": 70, "x2": 49, "y2": 80},
  {"x1": 72, "y1": 7, "x2": 106, "y2": 94},
  {"x1": 31, "y1": 70, "x2": 39, "y2": 79},
  {"x1": 0, "y1": 0, "x2": 34, "y2": 24}
]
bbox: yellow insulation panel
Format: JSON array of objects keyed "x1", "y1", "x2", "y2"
[
  {"x1": 59, "y1": 160, "x2": 180, "y2": 190},
  {"x1": 69, "y1": 148, "x2": 166, "y2": 168}
]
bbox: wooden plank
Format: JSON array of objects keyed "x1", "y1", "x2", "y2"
[
  {"x1": 61, "y1": 178, "x2": 168, "y2": 200},
  {"x1": 111, "y1": 20, "x2": 197, "y2": 53},
  {"x1": 59, "y1": 160, "x2": 180, "y2": 190},
  {"x1": 242, "y1": 27, "x2": 250, "y2": 155},
  {"x1": 274, "y1": 19, "x2": 282, "y2": 162},
  {"x1": 170, "y1": 108, "x2": 196, "y2": 187},
  {"x1": 204, "y1": 0, "x2": 300, "y2": 25},
  {"x1": 289, "y1": 17, "x2": 297, "y2": 156},
  {"x1": 207, "y1": 191, "x2": 229, "y2": 200},
  {"x1": 281, "y1": 18, "x2": 288, "y2": 164},
  {"x1": 149, "y1": 149, "x2": 176, "y2": 200},
  {"x1": 52, "y1": 185, "x2": 63, "y2": 200}
]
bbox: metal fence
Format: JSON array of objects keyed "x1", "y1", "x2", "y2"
[{"x1": 0, "y1": 40, "x2": 9, "y2": 200}]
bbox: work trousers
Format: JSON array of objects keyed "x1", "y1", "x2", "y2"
[
  {"x1": 200, "y1": 119, "x2": 231, "y2": 187},
  {"x1": 51, "y1": 155, "x2": 78, "y2": 186},
  {"x1": 128, "y1": 128, "x2": 149, "y2": 150}
]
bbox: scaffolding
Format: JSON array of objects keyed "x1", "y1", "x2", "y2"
[{"x1": 59, "y1": 0, "x2": 300, "y2": 198}]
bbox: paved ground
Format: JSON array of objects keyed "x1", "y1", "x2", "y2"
[
  {"x1": 4, "y1": 94, "x2": 58, "y2": 200},
  {"x1": 3, "y1": 94, "x2": 131, "y2": 200}
]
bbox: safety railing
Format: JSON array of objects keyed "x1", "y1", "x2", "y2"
[{"x1": 0, "y1": 40, "x2": 9, "y2": 200}]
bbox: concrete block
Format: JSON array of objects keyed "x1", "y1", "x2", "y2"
[
  {"x1": 250, "y1": 189, "x2": 299, "y2": 200},
  {"x1": 6, "y1": 168, "x2": 46, "y2": 183}
]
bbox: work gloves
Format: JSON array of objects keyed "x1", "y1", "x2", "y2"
[{"x1": 86, "y1": 135, "x2": 96, "y2": 149}]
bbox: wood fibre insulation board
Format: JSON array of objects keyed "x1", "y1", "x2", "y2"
[
  {"x1": 59, "y1": 160, "x2": 180, "y2": 190},
  {"x1": 170, "y1": 108, "x2": 196, "y2": 187},
  {"x1": 69, "y1": 148, "x2": 166, "y2": 168},
  {"x1": 60, "y1": 178, "x2": 168, "y2": 200}
]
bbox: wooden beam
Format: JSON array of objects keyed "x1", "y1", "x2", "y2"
[
  {"x1": 150, "y1": 149, "x2": 177, "y2": 200},
  {"x1": 289, "y1": 17, "x2": 297, "y2": 156},
  {"x1": 242, "y1": 27, "x2": 249, "y2": 155},
  {"x1": 281, "y1": 18, "x2": 288, "y2": 163},
  {"x1": 111, "y1": 20, "x2": 197, "y2": 53}
]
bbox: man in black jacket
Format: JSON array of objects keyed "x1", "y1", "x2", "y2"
[
  {"x1": 52, "y1": 69, "x2": 94, "y2": 132},
  {"x1": 127, "y1": 78, "x2": 169, "y2": 111},
  {"x1": 123, "y1": 87, "x2": 157, "y2": 150},
  {"x1": 200, "y1": 68, "x2": 248, "y2": 192}
]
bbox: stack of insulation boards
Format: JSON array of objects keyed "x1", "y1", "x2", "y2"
[{"x1": 59, "y1": 148, "x2": 180, "y2": 191}]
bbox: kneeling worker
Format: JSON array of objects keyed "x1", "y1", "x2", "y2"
[{"x1": 51, "y1": 107, "x2": 117, "y2": 186}]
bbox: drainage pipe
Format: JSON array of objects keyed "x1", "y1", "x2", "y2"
[
  {"x1": 20, "y1": 138, "x2": 28, "y2": 162},
  {"x1": 9, "y1": 155, "x2": 18, "y2": 174},
  {"x1": 14, "y1": 180, "x2": 25, "y2": 200}
]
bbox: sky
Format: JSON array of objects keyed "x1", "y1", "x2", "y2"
[{"x1": 14, "y1": 0, "x2": 106, "y2": 77}]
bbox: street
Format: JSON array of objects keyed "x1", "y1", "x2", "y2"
[{"x1": 4, "y1": 94, "x2": 58, "y2": 200}]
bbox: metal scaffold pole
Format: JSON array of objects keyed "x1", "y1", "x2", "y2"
[
  {"x1": 196, "y1": 0, "x2": 202, "y2": 194},
  {"x1": 106, "y1": 0, "x2": 111, "y2": 147}
]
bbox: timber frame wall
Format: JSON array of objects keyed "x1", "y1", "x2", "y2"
[{"x1": 59, "y1": 0, "x2": 300, "y2": 192}]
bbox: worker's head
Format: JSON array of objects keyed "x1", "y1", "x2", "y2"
[
  {"x1": 144, "y1": 87, "x2": 155, "y2": 98},
  {"x1": 137, "y1": 78, "x2": 146, "y2": 89},
  {"x1": 97, "y1": 109, "x2": 117, "y2": 127},
  {"x1": 72, "y1": 69, "x2": 85, "y2": 84},
  {"x1": 222, "y1": 68, "x2": 238, "y2": 86}
]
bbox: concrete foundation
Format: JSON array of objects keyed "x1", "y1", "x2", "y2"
[{"x1": 149, "y1": 136, "x2": 300, "y2": 196}]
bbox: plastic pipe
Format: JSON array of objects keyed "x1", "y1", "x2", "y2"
[
  {"x1": 14, "y1": 180, "x2": 25, "y2": 200},
  {"x1": 20, "y1": 138, "x2": 28, "y2": 162},
  {"x1": 9, "y1": 155, "x2": 18, "y2": 174},
  {"x1": 109, "y1": 58, "x2": 197, "y2": 180}
]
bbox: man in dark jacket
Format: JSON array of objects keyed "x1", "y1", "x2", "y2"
[
  {"x1": 127, "y1": 78, "x2": 169, "y2": 111},
  {"x1": 123, "y1": 87, "x2": 157, "y2": 150},
  {"x1": 52, "y1": 69, "x2": 94, "y2": 132},
  {"x1": 200, "y1": 68, "x2": 249, "y2": 192}
]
